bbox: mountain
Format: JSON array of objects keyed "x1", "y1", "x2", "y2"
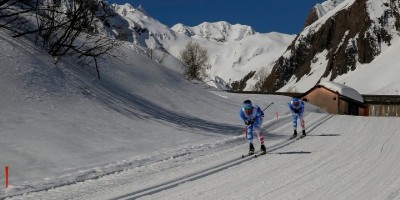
[
  {"x1": 100, "y1": 3, "x2": 294, "y2": 91},
  {"x1": 101, "y1": 0, "x2": 400, "y2": 95},
  {"x1": 259, "y1": 0, "x2": 400, "y2": 94}
]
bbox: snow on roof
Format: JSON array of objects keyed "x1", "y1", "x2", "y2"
[{"x1": 319, "y1": 81, "x2": 364, "y2": 103}]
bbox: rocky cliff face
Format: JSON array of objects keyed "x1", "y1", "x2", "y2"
[{"x1": 258, "y1": 0, "x2": 400, "y2": 92}]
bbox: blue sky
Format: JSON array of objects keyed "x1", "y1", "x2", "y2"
[{"x1": 107, "y1": 0, "x2": 326, "y2": 34}]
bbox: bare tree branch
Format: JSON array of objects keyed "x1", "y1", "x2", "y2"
[{"x1": 0, "y1": 0, "x2": 121, "y2": 79}]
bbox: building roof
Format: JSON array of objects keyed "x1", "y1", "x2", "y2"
[{"x1": 319, "y1": 81, "x2": 364, "y2": 103}]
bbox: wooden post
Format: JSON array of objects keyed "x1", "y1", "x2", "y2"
[{"x1": 5, "y1": 165, "x2": 9, "y2": 188}]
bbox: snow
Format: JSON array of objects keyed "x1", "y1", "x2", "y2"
[
  {"x1": 319, "y1": 81, "x2": 364, "y2": 103},
  {"x1": 334, "y1": 36, "x2": 400, "y2": 95},
  {"x1": 1, "y1": 1, "x2": 400, "y2": 199},
  {"x1": 315, "y1": 0, "x2": 347, "y2": 18}
]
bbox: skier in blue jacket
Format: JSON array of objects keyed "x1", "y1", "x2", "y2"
[
  {"x1": 288, "y1": 97, "x2": 306, "y2": 137},
  {"x1": 240, "y1": 100, "x2": 266, "y2": 155}
]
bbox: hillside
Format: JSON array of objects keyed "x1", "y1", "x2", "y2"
[
  {"x1": 0, "y1": 27, "x2": 248, "y2": 197},
  {"x1": 262, "y1": 0, "x2": 400, "y2": 94}
]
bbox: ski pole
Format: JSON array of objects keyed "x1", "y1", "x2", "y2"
[{"x1": 262, "y1": 102, "x2": 274, "y2": 111}]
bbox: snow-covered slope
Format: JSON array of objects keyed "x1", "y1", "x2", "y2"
[{"x1": 0, "y1": 27, "x2": 245, "y2": 197}]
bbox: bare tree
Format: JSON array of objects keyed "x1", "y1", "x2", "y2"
[
  {"x1": 0, "y1": 0, "x2": 121, "y2": 79},
  {"x1": 0, "y1": 1, "x2": 38, "y2": 31},
  {"x1": 179, "y1": 41, "x2": 210, "y2": 80}
]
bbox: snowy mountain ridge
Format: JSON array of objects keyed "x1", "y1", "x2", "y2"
[{"x1": 171, "y1": 21, "x2": 256, "y2": 43}]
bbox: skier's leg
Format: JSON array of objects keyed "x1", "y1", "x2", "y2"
[
  {"x1": 292, "y1": 113, "x2": 298, "y2": 136},
  {"x1": 299, "y1": 114, "x2": 306, "y2": 135},
  {"x1": 253, "y1": 118, "x2": 264, "y2": 144},
  {"x1": 254, "y1": 127, "x2": 264, "y2": 145},
  {"x1": 254, "y1": 126, "x2": 266, "y2": 154},
  {"x1": 247, "y1": 125, "x2": 255, "y2": 154},
  {"x1": 292, "y1": 114, "x2": 298, "y2": 131},
  {"x1": 254, "y1": 117, "x2": 266, "y2": 154},
  {"x1": 247, "y1": 125, "x2": 254, "y2": 143},
  {"x1": 299, "y1": 114, "x2": 305, "y2": 129}
]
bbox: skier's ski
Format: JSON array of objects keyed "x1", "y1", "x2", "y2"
[
  {"x1": 254, "y1": 151, "x2": 266, "y2": 158},
  {"x1": 241, "y1": 151, "x2": 258, "y2": 158},
  {"x1": 291, "y1": 134, "x2": 306, "y2": 140},
  {"x1": 290, "y1": 130, "x2": 307, "y2": 140}
]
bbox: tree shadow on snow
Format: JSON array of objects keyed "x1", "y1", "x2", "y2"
[
  {"x1": 271, "y1": 151, "x2": 312, "y2": 155},
  {"x1": 86, "y1": 78, "x2": 242, "y2": 136},
  {"x1": 309, "y1": 134, "x2": 341, "y2": 137}
]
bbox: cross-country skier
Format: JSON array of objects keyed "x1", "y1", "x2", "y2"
[
  {"x1": 288, "y1": 97, "x2": 306, "y2": 137},
  {"x1": 239, "y1": 100, "x2": 266, "y2": 155}
]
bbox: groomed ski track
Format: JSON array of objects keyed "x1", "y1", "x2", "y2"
[
  {"x1": 111, "y1": 113, "x2": 333, "y2": 200},
  {"x1": 9, "y1": 114, "x2": 400, "y2": 200},
  {"x1": 7, "y1": 113, "x2": 331, "y2": 199}
]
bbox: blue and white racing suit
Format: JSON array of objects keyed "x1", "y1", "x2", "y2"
[
  {"x1": 288, "y1": 100, "x2": 305, "y2": 131},
  {"x1": 239, "y1": 105, "x2": 265, "y2": 145}
]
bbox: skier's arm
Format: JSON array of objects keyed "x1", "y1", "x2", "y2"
[
  {"x1": 239, "y1": 109, "x2": 248, "y2": 123},
  {"x1": 288, "y1": 103, "x2": 299, "y2": 114},
  {"x1": 300, "y1": 102, "x2": 305, "y2": 113},
  {"x1": 288, "y1": 103, "x2": 294, "y2": 112}
]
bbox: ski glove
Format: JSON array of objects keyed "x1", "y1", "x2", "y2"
[
  {"x1": 293, "y1": 109, "x2": 299, "y2": 113},
  {"x1": 245, "y1": 119, "x2": 255, "y2": 125}
]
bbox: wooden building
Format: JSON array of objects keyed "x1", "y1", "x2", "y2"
[
  {"x1": 300, "y1": 81, "x2": 367, "y2": 115},
  {"x1": 363, "y1": 95, "x2": 400, "y2": 116}
]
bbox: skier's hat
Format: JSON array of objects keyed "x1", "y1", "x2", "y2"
[{"x1": 243, "y1": 100, "x2": 252, "y2": 110}]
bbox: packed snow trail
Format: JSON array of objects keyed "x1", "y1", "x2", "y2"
[
  {"x1": 7, "y1": 115, "x2": 400, "y2": 200},
  {"x1": 134, "y1": 115, "x2": 400, "y2": 200},
  {"x1": 6, "y1": 113, "x2": 332, "y2": 199}
]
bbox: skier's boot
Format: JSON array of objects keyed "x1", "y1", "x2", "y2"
[
  {"x1": 248, "y1": 143, "x2": 255, "y2": 155},
  {"x1": 302, "y1": 129, "x2": 306, "y2": 136},
  {"x1": 292, "y1": 130, "x2": 297, "y2": 138},
  {"x1": 260, "y1": 144, "x2": 266, "y2": 155}
]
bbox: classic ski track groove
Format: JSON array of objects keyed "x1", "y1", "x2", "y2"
[{"x1": 113, "y1": 114, "x2": 334, "y2": 200}]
